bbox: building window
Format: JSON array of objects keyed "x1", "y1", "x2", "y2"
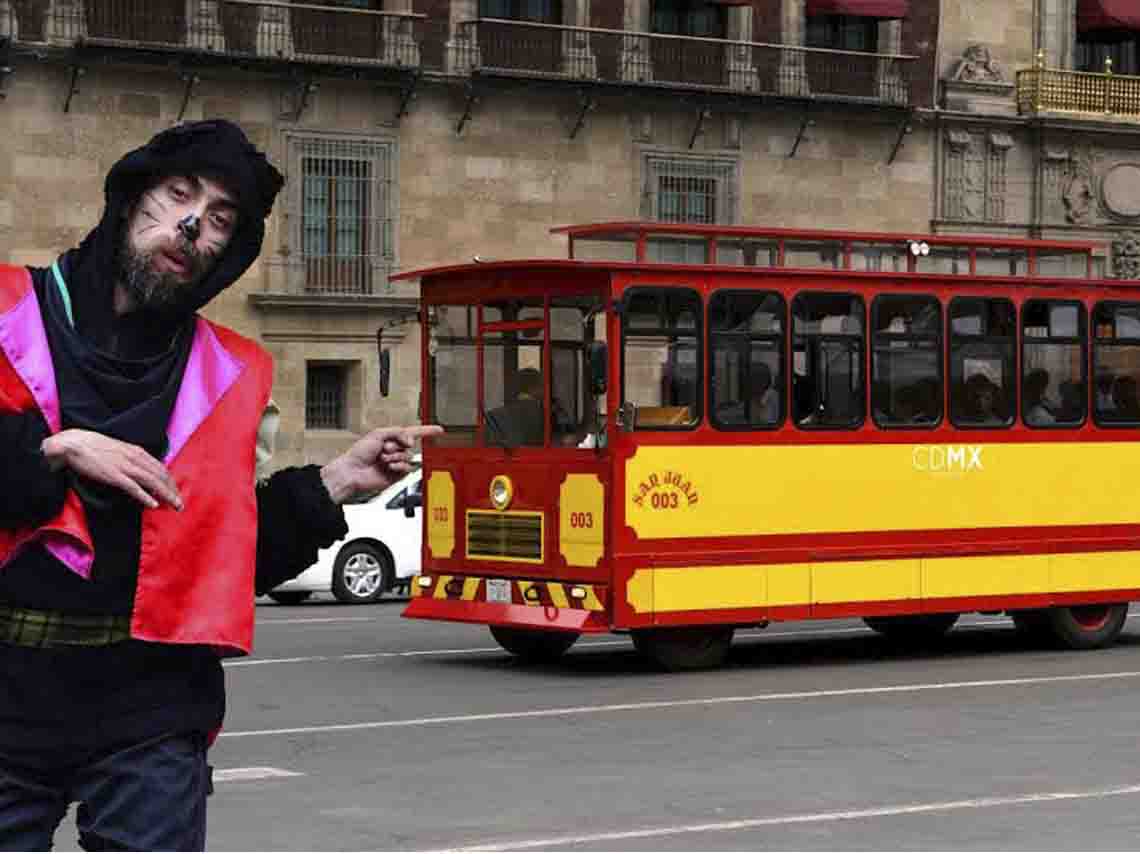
[
  {"x1": 479, "y1": 0, "x2": 561, "y2": 21},
  {"x1": 641, "y1": 153, "x2": 738, "y2": 262},
  {"x1": 306, "y1": 363, "x2": 348, "y2": 430},
  {"x1": 805, "y1": 15, "x2": 879, "y2": 52},
  {"x1": 288, "y1": 134, "x2": 395, "y2": 296},
  {"x1": 651, "y1": 0, "x2": 727, "y2": 38},
  {"x1": 1076, "y1": 31, "x2": 1139, "y2": 75},
  {"x1": 643, "y1": 154, "x2": 738, "y2": 224}
]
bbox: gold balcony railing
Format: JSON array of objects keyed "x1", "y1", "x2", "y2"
[
  {"x1": 1018, "y1": 53, "x2": 1140, "y2": 120},
  {"x1": 1, "y1": 0, "x2": 425, "y2": 69},
  {"x1": 453, "y1": 18, "x2": 915, "y2": 105}
]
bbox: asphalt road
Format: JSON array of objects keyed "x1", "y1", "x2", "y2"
[{"x1": 56, "y1": 598, "x2": 1140, "y2": 850}]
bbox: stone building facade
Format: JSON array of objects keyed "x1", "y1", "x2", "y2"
[{"x1": 1, "y1": 0, "x2": 1138, "y2": 468}]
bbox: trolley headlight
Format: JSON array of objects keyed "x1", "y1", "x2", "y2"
[{"x1": 489, "y1": 475, "x2": 514, "y2": 511}]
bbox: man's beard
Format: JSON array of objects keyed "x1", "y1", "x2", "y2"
[{"x1": 119, "y1": 240, "x2": 210, "y2": 316}]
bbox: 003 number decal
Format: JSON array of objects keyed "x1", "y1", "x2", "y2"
[{"x1": 569, "y1": 511, "x2": 594, "y2": 529}]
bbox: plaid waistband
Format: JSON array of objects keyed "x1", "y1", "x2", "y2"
[{"x1": 0, "y1": 605, "x2": 132, "y2": 649}]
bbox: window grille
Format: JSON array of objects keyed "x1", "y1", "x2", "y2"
[
  {"x1": 288, "y1": 134, "x2": 395, "y2": 296},
  {"x1": 641, "y1": 153, "x2": 738, "y2": 263},
  {"x1": 306, "y1": 364, "x2": 348, "y2": 429},
  {"x1": 642, "y1": 153, "x2": 738, "y2": 225}
]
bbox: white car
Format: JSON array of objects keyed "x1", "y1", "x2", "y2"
[{"x1": 265, "y1": 465, "x2": 423, "y2": 605}]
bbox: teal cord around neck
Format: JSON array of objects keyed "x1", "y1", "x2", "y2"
[{"x1": 50, "y1": 261, "x2": 75, "y2": 329}]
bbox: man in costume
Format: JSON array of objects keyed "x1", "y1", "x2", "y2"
[{"x1": 0, "y1": 119, "x2": 439, "y2": 850}]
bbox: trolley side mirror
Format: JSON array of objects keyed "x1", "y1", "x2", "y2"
[
  {"x1": 587, "y1": 341, "x2": 607, "y2": 396},
  {"x1": 377, "y1": 327, "x2": 391, "y2": 397},
  {"x1": 617, "y1": 401, "x2": 638, "y2": 433}
]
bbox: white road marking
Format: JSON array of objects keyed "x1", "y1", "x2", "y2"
[
  {"x1": 447, "y1": 783, "x2": 1140, "y2": 851},
  {"x1": 212, "y1": 767, "x2": 304, "y2": 783},
  {"x1": 218, "y1": 668, "x2": 1140, "y2": 739},
  {"x1": 258, "y1": 617, "x2": 377, "y2": 625},
  {"x1": 229, "y1": 617, "x2": 1037, "y2": 668}
]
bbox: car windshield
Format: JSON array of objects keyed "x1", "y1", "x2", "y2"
[{"x1": 429, "y1": 296, "x2": 606, "y2": 448}]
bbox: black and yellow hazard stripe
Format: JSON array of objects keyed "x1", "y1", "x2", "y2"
[{"x1": 412, "y1": 575, "x2": 605, "y2": 612}]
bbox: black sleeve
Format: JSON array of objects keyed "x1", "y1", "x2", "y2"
[
  {"x1": 254, "y1": 464, "x2": 348, "y2": 595},
  {"x1": 0, "y1": 412, "x2": 69, "y2": 530}
]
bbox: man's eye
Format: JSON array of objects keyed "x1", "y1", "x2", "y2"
[
  {"x1": 211, "y1": 213, "x2": 233, "y2": 231},
  {"x1": 169, "y1": 185, "x2": 189, "y2": 200}
]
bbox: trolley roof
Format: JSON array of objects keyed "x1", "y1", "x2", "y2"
[{"x1": 392, "y1": 221, "x2": 1107, "y2": 284}]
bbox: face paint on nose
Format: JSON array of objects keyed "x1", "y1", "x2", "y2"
[{"x1": 178, "y1": 214, "x2": 201, "y2": 243}]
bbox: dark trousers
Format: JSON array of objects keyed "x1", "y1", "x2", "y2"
[{"x1": 0, "y1": 731, "x2": 210, "y2": 851}]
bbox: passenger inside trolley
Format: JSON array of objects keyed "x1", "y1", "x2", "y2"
[
  {"x1": 1023, "y1": 369, "x2": 1055, "y2": 425},
  {"x1": 960, "y1": 373, "x2": 1006, "y2": 423},
  {"x1": 485, "y1": 367, "x2": 545, "y2": 447}
]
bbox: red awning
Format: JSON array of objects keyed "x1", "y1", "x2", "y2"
[
  {"x1": 1078, "y1": 0, "x2": 1140, "y2": 31},
  {"x1": 806, "y1": 0, "x2": 909, "y2": 18}
]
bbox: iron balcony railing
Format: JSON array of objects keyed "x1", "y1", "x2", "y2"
[
  {"x1": 2, "y1": 0, "x2": 425, "y2": 69},
  {"x1": 1018, "y1": 54, "x2": 1140, "y2": 120},
  {"x1": 454, "y1": 18, "x2": 914, "y2": 104}
]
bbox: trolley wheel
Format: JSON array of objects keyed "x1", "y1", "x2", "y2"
[
  {"x1": 632, "y1": 626, "x2": 734, "y2": 672},
  {"x1": 489, "y1": 626, "x2": 579, "y2": 663},
  {"x1": 863, "y1": 613, "x2": 959, "y2": 643},
  {"x1": 1045, "y1": 603, "x2": 1127, "y2": 650}
]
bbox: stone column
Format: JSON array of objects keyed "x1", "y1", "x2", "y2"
[
  {"x1": 1037, "y1": 0, "x2": 1077, "y2": 70},
  {"x1": 383, "y1": 0, "x2": 421, "y2": 66},
  {"x1": 621, "y1": 0, "x2": 653, "y2": 82},
  {"x1": 875, "y1": 19, "x2": 903, "y2": 103},
  {"x1": 779, "y1": 0, "x2": 809, "y2": 96},
  {"x1": 563, "y1": 0, "x2": 597, "y2": 78},
  {"x1": 447, "y1": 0, "x2": 480, "y2": 73},
  {"x1": 726, "y1": 5, "x2": 759, "y2": 92}
]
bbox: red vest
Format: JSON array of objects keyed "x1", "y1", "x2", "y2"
[{"x1": 0, "y1": 265, "x2": 273, "y2": 656}]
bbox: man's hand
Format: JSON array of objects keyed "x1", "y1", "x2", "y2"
[
  {"x1": 320, "y1": 425, "x2": 444, "y2": 505},
  {"x1": 41, "y1": 429, "x2": 183, "y2": 511}
]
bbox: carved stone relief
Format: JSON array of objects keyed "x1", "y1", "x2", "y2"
[
  {"x1": 950, "y1": 45, "x2": 1007, "y2": 84},
  {"x1": 942, "y1": 128, "x2": 1012, "y2": 222},
  {"x1": 1042, "y1": 147, "x2": 1072, "y2": 222},
  {"x1": 943, "y1": 45, "x2": 1015, "y2": 115},
  {"x1": 1062, "y1": 147, "x2": 1098, "y2": 225},
  {"x1": 1113, "y1": 232, "x2": 1140, "y2": 279},
  {"x1": 1102, "y1": 163, "x2": 1140, "y2": 221}
]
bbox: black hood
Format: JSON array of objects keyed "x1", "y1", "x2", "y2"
[{"x1": 63, "y1": 119, "x2": 285, "y2": 350}]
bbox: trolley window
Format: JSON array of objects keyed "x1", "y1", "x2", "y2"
[
  {"x1": 1022, "y1": 301, "x2": 1086, "y2": 428},
  {"x1": 949, "y1": 297, "x2": 1015, "y2": 428},
  {"x1": 1094, "y1": 302, "x2": 1140, "y2": 426},
  {"x1": 622, "y1": 287, "x2": 702, "y2": 429},
  {"x1": 482, "y1": 298, "x2": 546, "y2": 448},
  {"x1": 792, "y1": 292, "x2": 865, "y2": 429},
  {"x1": 429, "y1": 305, "x2": 479, "y2": 446},
  {"x1": 871, "y1": 294, "x2": 942, "y2": 428},
  {"x1": 710, "y1": 291, "x2": 784, "y2": 429}
]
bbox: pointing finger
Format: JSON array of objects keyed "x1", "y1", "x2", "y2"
[{"x1": 399, "y1": 425, "x2": 444, "y2": 445}]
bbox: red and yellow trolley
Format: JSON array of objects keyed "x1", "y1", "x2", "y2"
[{"x1": 401, "y1": 221, "x2": 1140, "y2": 669}]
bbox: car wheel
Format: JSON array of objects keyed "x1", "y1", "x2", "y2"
[
  {"x1": 489, "y1": 626, "x2": 579, "y2": 663},
  {"x1": 266, "y1": 591, "x2": 312, "y2": 606},
  {"x1": 1045, "y1": 603, "x2": 1127, "y2": 650},
  {"x1": 631, "y1": 626, "x2": 734, "y2": 671},
  {"x1": 863, "y1": 613, "x2": 958, "y2": 643},
  {"x1": 332, "y1": 543, "x2": 391, "y2": 604}
]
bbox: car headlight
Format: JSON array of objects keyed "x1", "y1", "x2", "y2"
[{"x1": 489, "y1": 475, "x2": 513, "y2": 511}]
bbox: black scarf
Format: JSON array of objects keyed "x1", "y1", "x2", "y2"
[{"x1": 40, "y1": 251, "x2": 192, "y2": 464}]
